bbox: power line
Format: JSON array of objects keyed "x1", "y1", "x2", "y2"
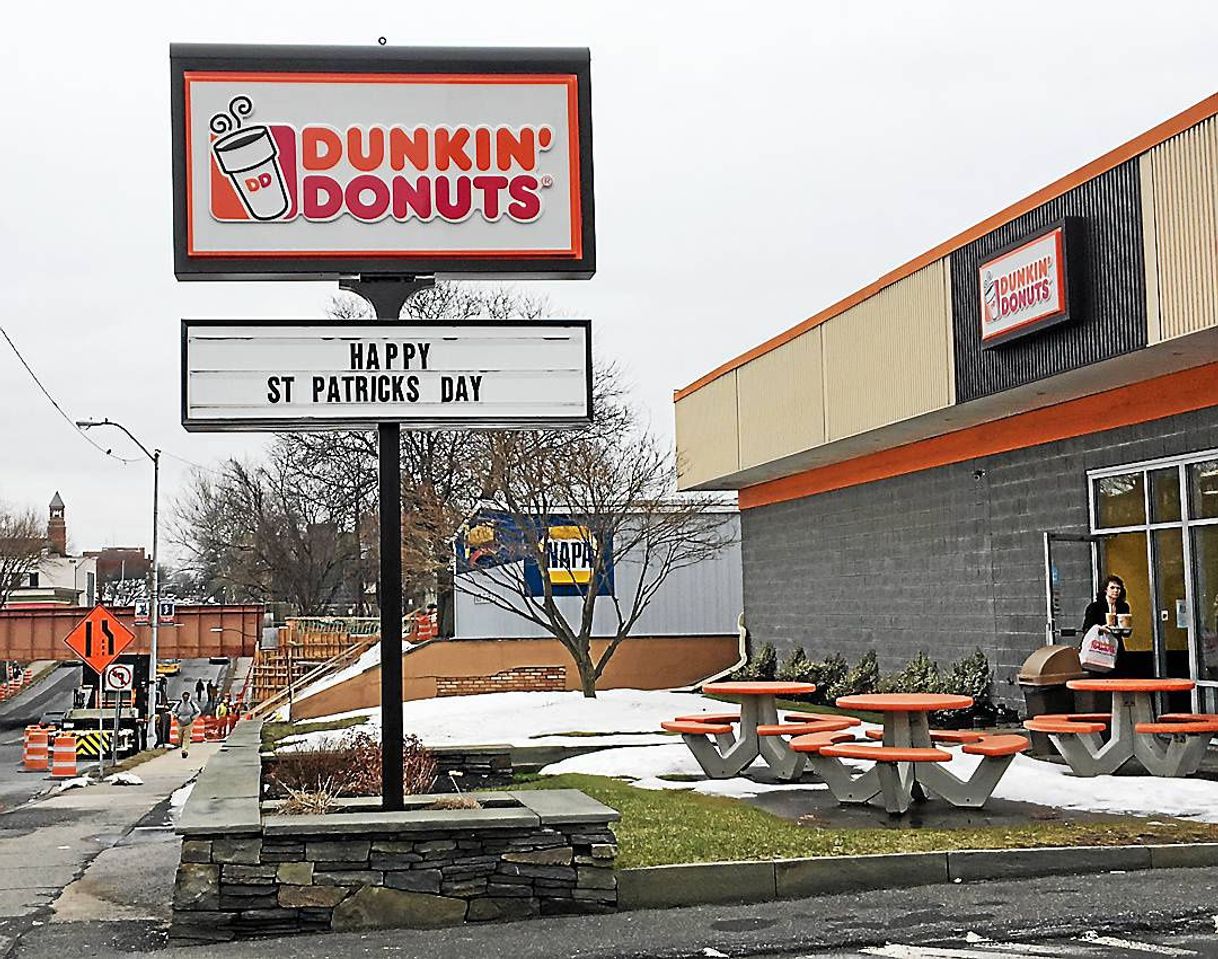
[{"x1": 0, "y1": 323, "x2": 139, "y2": 464}]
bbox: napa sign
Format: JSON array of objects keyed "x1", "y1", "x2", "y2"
[{"x1": 456, "y1": 511, "x2": 614, "y2": 598}]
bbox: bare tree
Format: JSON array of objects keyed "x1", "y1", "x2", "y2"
[
  {"x1": 0, "y1": 504, "x2": 45, "y2": 607},
  {"x1": 454, "y1": 370, "x2": 737, "y2": 697},
  {"x1": 173, "y1": 453, "x2": 358, "y2": 615},
  {"x1": 275, "y1": 283, "x2": 552, "y2": 620}
]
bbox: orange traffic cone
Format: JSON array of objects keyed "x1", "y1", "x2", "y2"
[
  {"x1": 50, "y1": 735, "x2": 77, "y2": 778},
  {"x1": 23, "y1": 726, "x2": 50, "y2": 772}
]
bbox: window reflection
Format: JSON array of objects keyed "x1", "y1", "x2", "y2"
[
  {"x1": 1189, "y1": 460, "x2": 1218, "y2": 521},
  {"x1": 1095, "y1": 473, "x2": 1145, "y2": 528},
  {"x1": 1150, "y1": 467, "x2": 1182, "y2": 523}
]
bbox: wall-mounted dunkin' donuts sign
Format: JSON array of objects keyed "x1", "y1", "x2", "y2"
[{"x1": 170, "y1": 44, "x2": 595, "y2": 280}]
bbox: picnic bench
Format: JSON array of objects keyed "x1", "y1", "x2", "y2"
[
  {"x1": 1026, "y1": 679, "x2": 1218, "y2": 777},
  {"x1": 794, "y1": 694, "x2": 1029, "y2": 814}
]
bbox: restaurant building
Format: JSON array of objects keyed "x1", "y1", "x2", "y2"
[{"x1": 674, "y1": 93, "x2": 1218, "y2": 710}]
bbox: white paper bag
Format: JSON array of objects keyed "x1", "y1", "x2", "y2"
[{"x1": 1080, "y1": 625, "x2": 1118, "y2": 672}]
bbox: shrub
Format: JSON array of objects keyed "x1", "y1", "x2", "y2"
[
  {"x1": 777, "y1": 647, "x2": 813, "y2": 684},
  {"x1": 838, "y1": 649, "x2": 880, "y2": 698},
  {"x1": 269, "y1": 730, "x2": 437, "y2": 799},
  {"x1": 943, "y1": 648, "x2": 992, "y2": 702},
  {"x1": 815, "y1": 652, "x2": 849, "y2": 703},
  {"x1": 751, "y1": 641, "x2": 778, "y2": 682},
  {"x1": 882, "y1": 650, "x2": 943, "y2": 694}
]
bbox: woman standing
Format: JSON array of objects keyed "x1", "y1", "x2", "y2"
[{"x1": 1081, "y1": 575, "x2": 1131, "y2": 676}]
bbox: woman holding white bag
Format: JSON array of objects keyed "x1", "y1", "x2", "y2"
[{"x1": 1080, "y1": 575, "x2": 1131, "y2": 676}]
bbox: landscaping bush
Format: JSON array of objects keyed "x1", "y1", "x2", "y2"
[
  {"x1": 879, "y1": 650, "x2": 943, "y2": 694},
  {"x1": 813, "y1": 652, "x2": 848, "y2": 704},
  {"x1": 268, "y1": 730, "x2": 437, "y2": 799},
  {"x1": 751, "y1": 641, "x2": 778, "y2": 681},
  {"x1": 836, "y1": 649, "x2": 879, "y2": 698},
  {"x1": 777, "y1": 646, "x2": 813, "y2": 684}
]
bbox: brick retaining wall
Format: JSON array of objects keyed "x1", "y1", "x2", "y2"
[{"x1": 435, "y1": 665, "x2": 567, "y2": 697}]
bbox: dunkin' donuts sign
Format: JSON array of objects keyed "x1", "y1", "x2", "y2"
[
  {"x1": 978, "y1": 223, "x2": 1073, "y2": 347},
  {"x1": 171, "y1": 45, "x2": 595, "y2": 279}
]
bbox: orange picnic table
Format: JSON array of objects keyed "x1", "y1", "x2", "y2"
[
  {"x1": 791, "y1": 693, "x2": 1028, "y2": 814},
  {"x1": 675, "y1": 681, "x2": 817, "y2": 779},
  {"x1": 1025, "y1": 677, "x2": 1215, "y2": 777}
]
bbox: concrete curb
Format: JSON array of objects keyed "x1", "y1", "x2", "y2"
[{"x1": 618, "y1": 842, "x2": 1218, "y2": 910}]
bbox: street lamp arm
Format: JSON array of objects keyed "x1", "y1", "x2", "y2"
[{"x1": 74, "y1": 418, "x2": 160, "y2": 464}]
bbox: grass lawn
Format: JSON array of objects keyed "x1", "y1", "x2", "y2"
[
  {"x1": 262, "y1": 715, "x2": 369, "y2": 749},
  {"x1": 510, "y1": 772, "x2": 1218, "y2": 869}
]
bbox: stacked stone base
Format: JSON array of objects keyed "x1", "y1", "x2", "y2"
[
  {"x1": 173, "y1": 820, "x2": 617, "y2": 940},
  {"x1": 430, "y1": 744, "x2": 514, "y2": 792},
  {"x1": 173, "y1": 720, "x2": 620, "y2": 941}
]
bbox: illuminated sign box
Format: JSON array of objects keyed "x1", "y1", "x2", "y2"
[
  {"x1": 170, "y1": 44, "x2": 595, "y2": 280},
  {"x1": 181, "y1": 319, "x2": 592, "y2": 432},
  {"x1": 978, "y1": 219, "x2": 1081, "y2": 348}
]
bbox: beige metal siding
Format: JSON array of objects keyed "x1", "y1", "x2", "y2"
[
  {"x1": 1145, "y1": 117, "x2": 1218, "y2": 341},
  {"x1": 822, "y1": 261, "x2": 954, "y2": 442},
  {"x1": 737, "y1": 328, "x2": 825, "y2": 470},
  {"x1": 674, "y1": 371, "x2": 739, "y2": 489}
]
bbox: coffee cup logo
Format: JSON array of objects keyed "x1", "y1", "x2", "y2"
[
  {"x1": 210, "y1": 97, "x2": 290, "y2": 221},
  {"x1": 983, "y1": 271, "x2": 999, "y2": 323}
]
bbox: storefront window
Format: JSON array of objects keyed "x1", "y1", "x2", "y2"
[
  {"x1": 1095, "y1": 473, "x2": 1145, "y2": 528},
  {"x1": 1192, "y1": 525, "x2": 1218, "y2": 681},
  {"x1": 1189, "y1": 460, "x2": 1218, "y2": 521},
  {"x1": 1149, "y1": 467, "x2": 1182, "y2": 524}
]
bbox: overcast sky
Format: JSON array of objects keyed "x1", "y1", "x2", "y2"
[{"x1": 2, "y1": 1, "x2": 1217, "y2": 559}]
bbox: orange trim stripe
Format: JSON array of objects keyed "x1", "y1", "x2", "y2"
[
  {"x1": 738, "y1": 362, "x2": 1218, "y2": 510},
  {"x1": 676, "y1": 91, "x2": 1218, "y2": 402}
]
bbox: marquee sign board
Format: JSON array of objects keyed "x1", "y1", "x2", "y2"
[
  {"x1": 170, "y1": 43, "x2": 595, "y2": 280},
  {"x1": 979, "y1": 218, "x2": 1080, "y2": 348},
  {"x1": 182, "y1": 319, "x2": 592, "y2": 431}
]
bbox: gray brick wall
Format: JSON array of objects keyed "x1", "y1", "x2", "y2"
[{"x1": 741, "y1": 407, "x2": 1218, "y2": 705}]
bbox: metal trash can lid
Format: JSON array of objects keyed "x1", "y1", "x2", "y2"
[{"x1": 1017, "y1": 645, "x2": 1086, "y2": 686}]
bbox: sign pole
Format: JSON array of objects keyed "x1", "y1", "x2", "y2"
[{"x1": 340, "y1": 276, "x2": 433, "y2": 813}]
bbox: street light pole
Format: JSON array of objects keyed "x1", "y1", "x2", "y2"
[{"x1": 76, "y1": 419, "x2": 160, "y2": 744}]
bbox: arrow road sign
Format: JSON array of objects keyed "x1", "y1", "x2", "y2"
[{"x1": 63, "y1": 606, "x2": 137, "y2": 675}]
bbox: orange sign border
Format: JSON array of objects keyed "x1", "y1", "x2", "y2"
[{"x1": 183, "y1": 71, "x2": 583, "y2": 261}]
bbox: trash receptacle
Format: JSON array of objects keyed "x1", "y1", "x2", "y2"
[{"x1": 1017, "y1": 645, "x2": 1086, "y2": 757}]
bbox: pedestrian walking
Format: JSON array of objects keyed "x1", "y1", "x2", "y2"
[
  {"x1": 173, "y1": 691, "x2": 201, "y2": 758},
  {"x1": 194, "y1": 678, "x2": 205, "y2": 701}
]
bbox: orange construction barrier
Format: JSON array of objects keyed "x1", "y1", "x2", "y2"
[
  {"x1": 22, "y1": 669, "x2": 31, "y2": 688},
  {"x1": 169, "y1": 717, "x2": 180, "y2": 747},
  {"x1": 23, "y1": 726, "x2": 50, "y2": 772},
  {"x1": 50, "y1": 735, "x2": 77, "y2": 778},
  {"x1": 204, "y1": 716, "x2": 221, "y2": 742},
  {"x1": 191, "y1": 720, "x2": 206, "y2": 744}
]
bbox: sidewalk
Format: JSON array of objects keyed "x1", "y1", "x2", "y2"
[{"x1": 0, "y1": 744, "x2": 219, "y2": 955}]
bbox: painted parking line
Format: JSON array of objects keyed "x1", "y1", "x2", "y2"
[
  {"x1": 972, "y1": 944, "x2": 1106, "y2": 956},
  {"x1": 864, "y1": 946, "x2": 1048, "y2": 959},
  {"x1": 1079, "y1": 935, "x2": 1196, "y2": 956}
]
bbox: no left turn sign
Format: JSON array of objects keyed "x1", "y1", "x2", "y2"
[{"x1": 103, "y1": 663, "x2": 134, "y2": 693}]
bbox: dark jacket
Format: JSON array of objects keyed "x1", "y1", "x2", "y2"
[{"x1": 1081, "y1": 598, "x2": 1130, "y2": 633}]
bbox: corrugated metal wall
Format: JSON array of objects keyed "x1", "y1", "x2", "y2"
[
  {"x1": 1144, "y1": 117, "x2": 1218, "y2": 342},
  {"x1": 674, "y1": 371, "x2": 739, "y2": 488},
  {"x1": 950, "y1": 161, "x2": 1147, "y2": 403},
  {"x1": 737, "y1": 329, "x2": 825, "y2": 470},
  {"x1": 823, "y1": 261, "x2": 954, "y2": 442},
  {"x1": 454, "y1": 515, "x2": 743, "y2": 638}
]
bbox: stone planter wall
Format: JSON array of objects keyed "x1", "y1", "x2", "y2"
[
  {"x1": 172, "y1": 722, "x2": 619, "y2": 942},
  {"x1": 430, "y1": 744, "x2": 514, "y2": 792}
]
